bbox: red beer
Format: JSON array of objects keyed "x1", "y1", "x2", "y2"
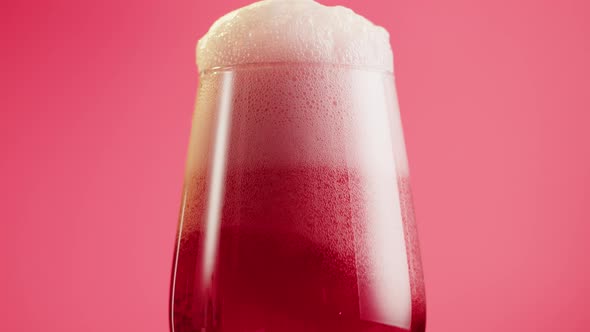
[{"x1": 170, "y1": 2, "x2": 425, "y2": 332}]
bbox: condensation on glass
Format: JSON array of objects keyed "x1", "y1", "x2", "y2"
[{"x1": 169, "y1": 63, "x2": 426, "y2": 332}]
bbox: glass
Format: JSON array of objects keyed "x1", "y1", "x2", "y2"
[{"x1": 169, "y1": 63, "x2": 426, "y2": 332}]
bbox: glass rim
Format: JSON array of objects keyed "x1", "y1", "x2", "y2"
[{"x1": 199, "y1": 62, "x2": 395, "y2": 75}]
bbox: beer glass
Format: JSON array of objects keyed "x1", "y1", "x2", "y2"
[{"x1": 169, "y1": 63, "x2": 426, "y2": 332}]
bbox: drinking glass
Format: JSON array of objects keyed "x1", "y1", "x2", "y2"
[{"x1": 169, "y1": 63, "x2": 426, "y2": 332}]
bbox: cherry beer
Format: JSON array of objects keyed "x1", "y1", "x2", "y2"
[{"x1": 170, "y1": 1, "x2": 426, "y2": 331}]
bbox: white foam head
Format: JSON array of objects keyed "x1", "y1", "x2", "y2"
[{"x1": 197, "y1": 0, "x2": 393, "y2": 72}]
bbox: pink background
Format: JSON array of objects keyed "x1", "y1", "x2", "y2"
[{"x1": 1, "y1": 0, "x2": 589, "y2": 331}]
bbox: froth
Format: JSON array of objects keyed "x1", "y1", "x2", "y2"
[
  {"x1": 197, "y1": 0, "x2": 393, "y2": 72},
  {"x1": 187, "y1": 65, "x2": 409, "y2": 177}
]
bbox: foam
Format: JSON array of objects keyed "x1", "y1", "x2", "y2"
[{"x1": 197, "y1": 0, "x2": 393, "y2": 72}]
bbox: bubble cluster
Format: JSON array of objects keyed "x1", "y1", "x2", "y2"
[
  {"x1": 197, "y1": 0, "x2": 394, "y2": 72},
  {"x1": 188, "y1": 65, "x2": 408, "y2": 176}
]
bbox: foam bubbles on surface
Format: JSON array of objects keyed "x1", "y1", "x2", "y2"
[{"x1": 197, "y1": 0, "x2": 393, "y2": 72}]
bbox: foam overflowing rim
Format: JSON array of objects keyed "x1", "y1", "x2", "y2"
[{"x1": 196, "y1": 0, "x2": 394, "y2": 73}]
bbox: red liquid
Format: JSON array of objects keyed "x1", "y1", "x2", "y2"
[
  {"x1": 170, "y1": 65, "x2": 425, "y2": 332},
  {"x1": 171, "y1": 169, "x2": 424, "y2": 332}
]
